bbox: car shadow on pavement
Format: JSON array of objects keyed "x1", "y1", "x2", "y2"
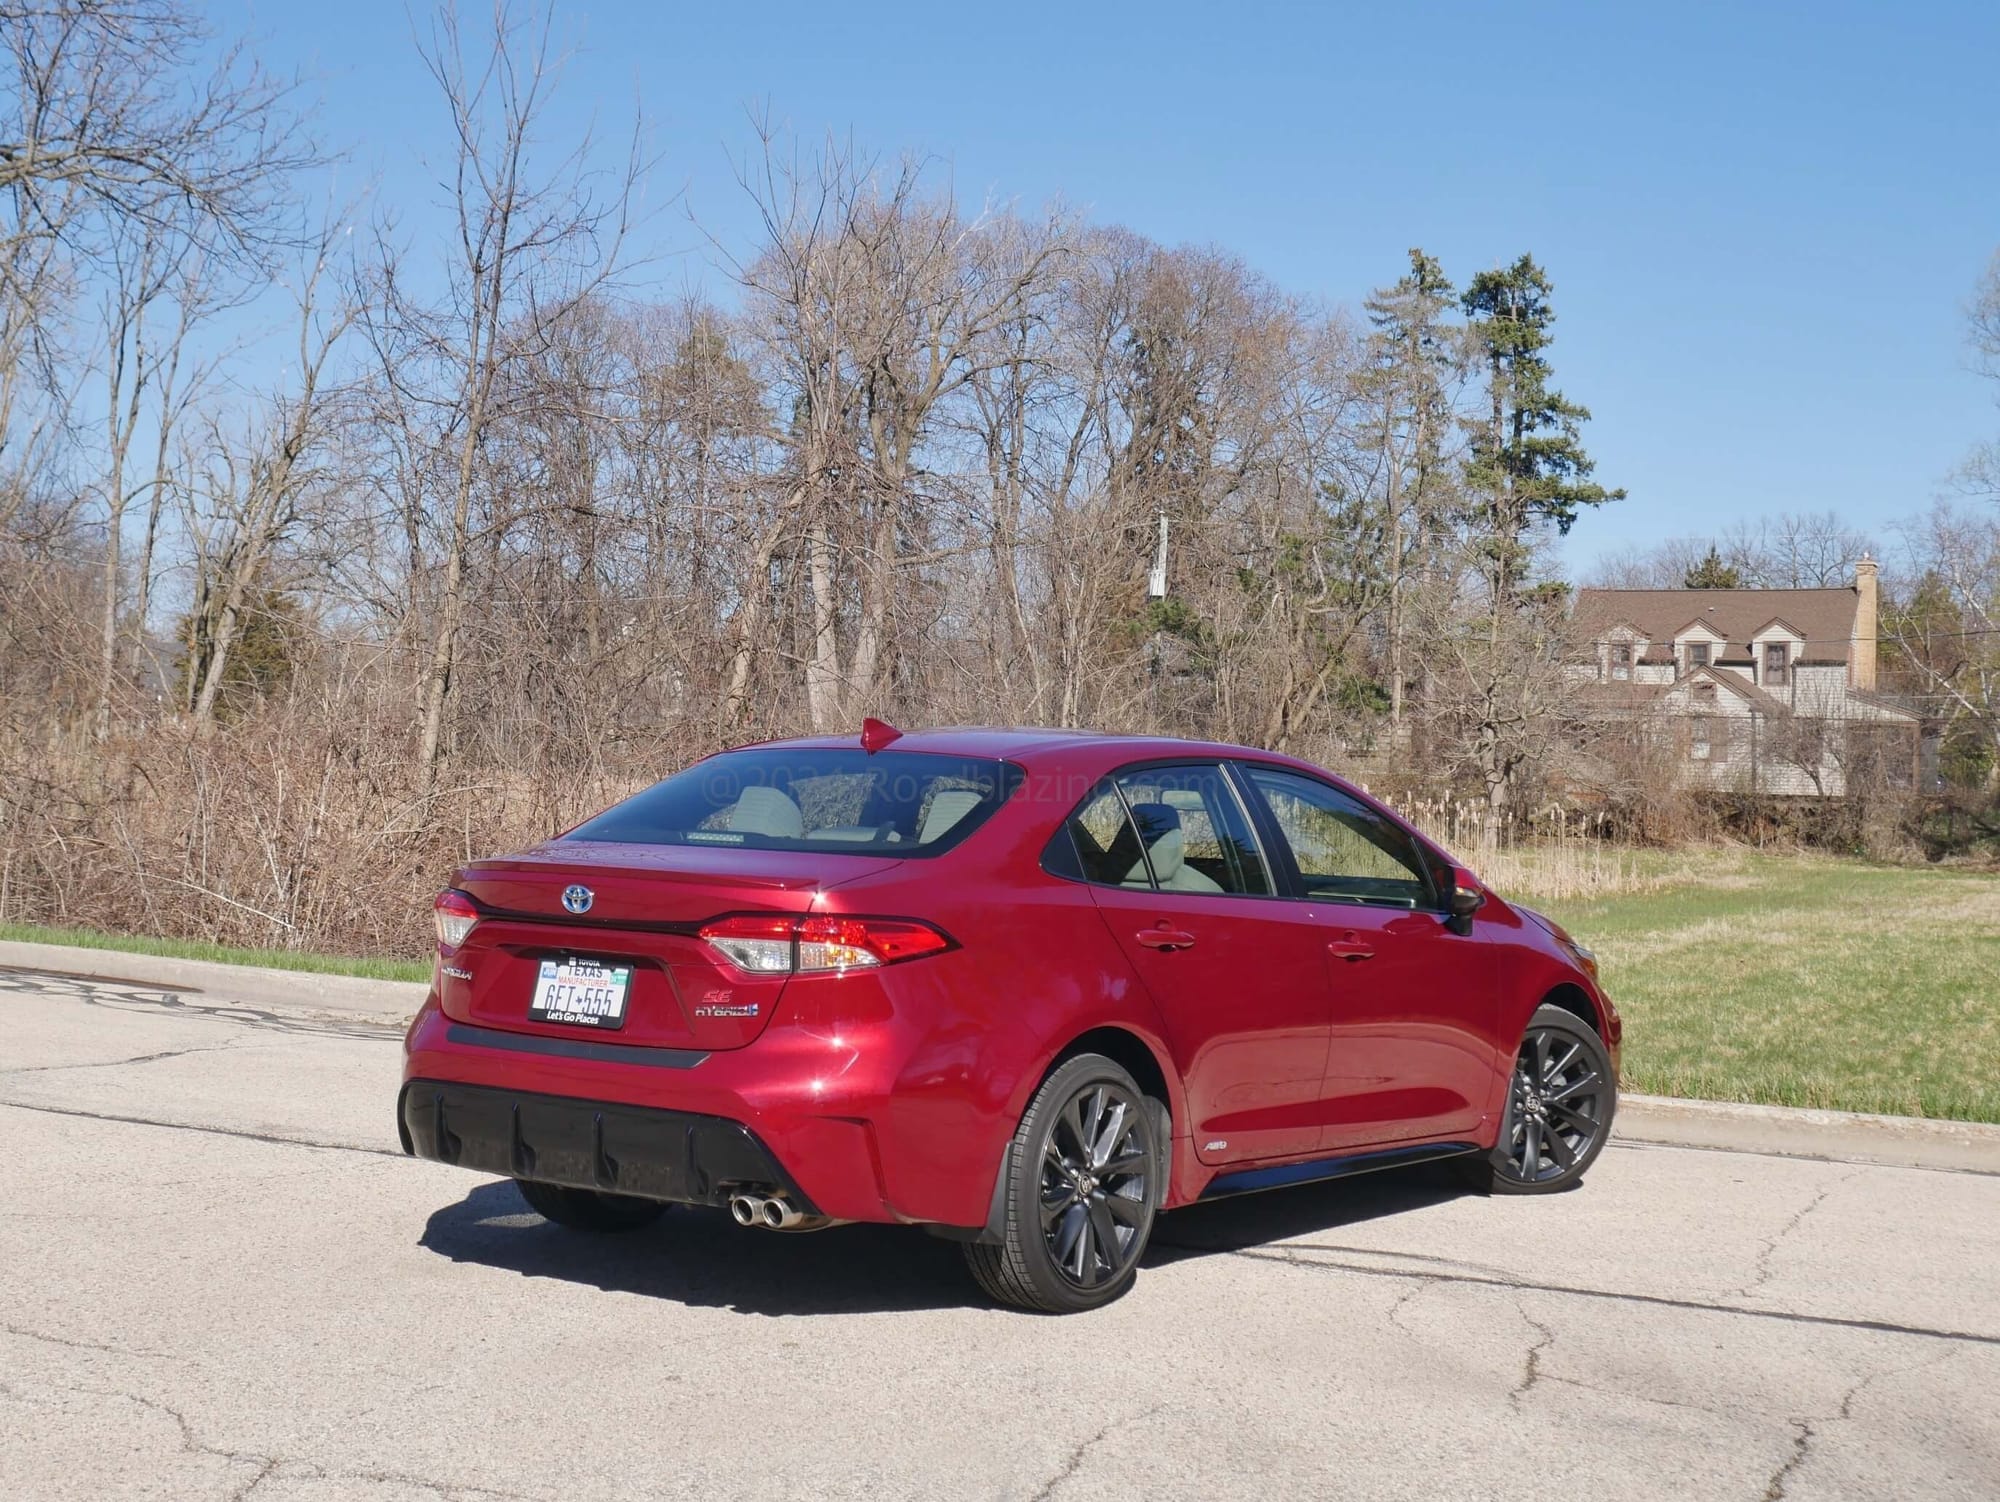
[
  {"x1": 420, "y1": 1165, "x2": 1475, "y2": 1317},
  {"x1": 420, "y1": 1180, "x2": 978, "y2": 1316},
  {"x1": 1143, "y1": 1161, "x2": 1475, "y2": 1265}
]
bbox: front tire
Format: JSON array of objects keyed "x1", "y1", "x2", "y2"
[
  {"x1": 1465, "y1": 1004, "x2": 1615, "y2": 1195},
  {"x1": 963, "y1": 1053, "x2": 1161, "y2": 1313},
  {"x1": 514, "y1": 1178, "x2": 668, "y2": 1231}
]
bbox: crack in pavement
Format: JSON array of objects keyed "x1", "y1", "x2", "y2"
[
  {"x1": 1030, "y1": 1403, "x2": 1164, "y2": 1501},
  {"x1": 1214, "y1": 1245, "x2": 2000, "y2": 1348},
  {"x1": 1510, "y1": 1299, "x2": 1556, "y2": 1409},
  {"x1": 1385, "y1": 1280, "x2": 1431, "y2": 1339},
  {"x1": 18, "y1": 1377, "x2": 550, "y2": 1502},
  {"x1": 0, "y1": 1099, "x2": 405, "y2": 1158},
  {"x1": 1540, "y1": 1371, "x2": 1730, "y2": 1418},
  {"x1": 1, "y1": 1040, "x2": 244, "y2": 1078},
  {"x1": 1763, "y1": 1417, "x2": 1815, "y2": 1502},
  {"x1": 1732, "y1": 1169, "x2": 1859, "y2": 1302},
  {"x1": 1758, "y1": 1347, "x2": 1966, "y2": 1501},
  {"x1": 2, "y1": 1321, "x2": 181, "y2": 1363}
]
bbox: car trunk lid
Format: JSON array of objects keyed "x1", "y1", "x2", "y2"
[{"x1": 440, "y1": 840, "x2": 898, "y2": 1052}]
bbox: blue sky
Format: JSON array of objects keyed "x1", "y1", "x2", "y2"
[{"x1": 265, "y1": 0, "x2": 2000, "y2": 573}]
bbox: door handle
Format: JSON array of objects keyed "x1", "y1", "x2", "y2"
[
  {"x1": 1326, "y1": 931, "x2": 1375, "y2": 962},
  {"x1": 1136, "y1": 926, "x2": 1197, "y2": 952}
]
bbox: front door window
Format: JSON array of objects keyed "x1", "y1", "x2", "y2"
[{"x1": 1238, "y1": 767, "x2": 1432, "y2": 910}]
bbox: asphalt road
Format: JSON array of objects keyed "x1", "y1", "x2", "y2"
[{"x1": 3, "y1": 966, "x2": 1997, "y2": 1501}]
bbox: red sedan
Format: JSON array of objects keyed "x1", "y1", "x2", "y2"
[{"x1": 400, "y1": 722, "x2": 1619, "y2": 1312}]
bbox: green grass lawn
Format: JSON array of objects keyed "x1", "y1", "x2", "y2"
[
  {"x1": 0, "y1": 922, "x2": 431, "y2": 985},
  {"x1": 1543, "y1": 853, "x2": 2000, "y2": 1124}
]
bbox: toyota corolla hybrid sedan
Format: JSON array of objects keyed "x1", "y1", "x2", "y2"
[{"x1": 400, "y1": 722, "x2": 1619, "y2": 1313}]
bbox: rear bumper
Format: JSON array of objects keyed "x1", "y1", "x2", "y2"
[
  {"x1": 401, "y1": 993, "x2": 999, "y2": 1227},
  {"x1": 399, "y1": 1078, "x2": 819, "y2": 1213}
]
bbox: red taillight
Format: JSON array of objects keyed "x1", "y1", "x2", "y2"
[
  {"x1": 696, "y1": 914, "x2": 797, "y2": 974},
  {"x1": 434, "y1": 890, "x2": 479, "y2": 949},
  {"x1": 697, "y1": 914, "x2": 952, "y2": 974}
]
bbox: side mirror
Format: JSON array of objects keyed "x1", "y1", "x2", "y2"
[{"x1": 1445, "y1": 868, "x2": 1485, "y2": 933}]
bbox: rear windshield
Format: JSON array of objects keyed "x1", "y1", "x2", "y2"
[{"x1": 563, "y1": 749, "x2": 1021, "y2": 856}]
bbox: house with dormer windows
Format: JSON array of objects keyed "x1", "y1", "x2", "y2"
[{"x1": 1568, "y1": 559, "x2": 1920, "y2": 797}]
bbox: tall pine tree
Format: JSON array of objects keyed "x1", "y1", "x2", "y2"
[
  {"x1": 1457, "y1": 256, "x2": 1623, "y2": 813},
  {"x1": 1362, "y1": 249, "x2": 1463, "y2": 728}
]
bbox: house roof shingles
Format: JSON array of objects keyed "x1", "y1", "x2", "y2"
[{"x1": 1573, "y1": 586, "x2": 1860, "y2": 664}]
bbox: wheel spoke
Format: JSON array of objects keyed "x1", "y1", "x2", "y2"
[
  {"x1": 1547, "y1": 1098, "x2": 1596, "y2": 1131},
  {"x1": 1043, "y1": 1135, "x2": 1071, "y2": 1178},
  {"x1": 1103, "y1": 1189, "x2": 1148, "y2": 1226},
  {"x1": 1060, "y1": 1095, "x2": 1092, "y2": 1162},
  {"x1": 1532, "y1": 1031, "x2": 1555, "y2": 1088},
  {"x1": 1091, "y1": 1100, "x2": 1128, "y2": 1168},
  {"x1": 1547, "y1": 1040, "x2": 1583, "y2": 1081},
  {"x1": 1099, "y1": 1148, "x2": 1148, "y2": 1180},
  {"x1": 1087, "y1": 1198, "x2": 1123, "y2": 1271},
  {"x1": 1073, "y1": 1206, "x2": 1100, "y2": 1284},
  {"x1": 1520, "y1": 1117, "x2": 1543, "y2": 1177},
  {"x1": 1547, "y1": 1070, "x2": 1600, "y2": 1104},
  {"x1": 1546, "y1": 1127, "x2": 1577, "y2": 1169},
  {"x1": 1051, "y1": 1202, "x2": 1086, "y2": 1268}
]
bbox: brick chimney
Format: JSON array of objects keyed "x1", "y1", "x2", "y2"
[{"x1": 1852, "y1": 555, "x2": 1879, "y2": 690}]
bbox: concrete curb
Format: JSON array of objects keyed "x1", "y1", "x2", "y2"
[
  {"x1": 0, "y1": 939, "x2": 426, "y2": 1025},
  {"x1": 1617, "y1": 1092, "x2": 2000, "y2": 1174}
]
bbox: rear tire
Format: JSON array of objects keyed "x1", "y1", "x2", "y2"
[
  {"x1": 1462, "y1": 1003, "x2": 1615, "y2": 1196},
  {"x1": 962, "y1": 1053, "x2": 1162, "y2": 1314},
  {"x1": 514, "y1": 1178, "x2": 667, "y2": 1231}
]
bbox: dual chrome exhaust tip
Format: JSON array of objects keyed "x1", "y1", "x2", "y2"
[{"x1": 728, "y1": 1192, "x2": 825, "y2": 1232}]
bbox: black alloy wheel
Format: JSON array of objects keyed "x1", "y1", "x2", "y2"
[
  {"x1": 1469, "y1": 1003, "x2": 1615, "y2": 1195},
  {"x1": 964, "y1": 1053, "x2": 1161, "y2": 1313}
]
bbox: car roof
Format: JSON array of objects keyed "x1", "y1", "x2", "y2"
[{"x1": 730, "y1": 724, "x2": 1330, "y2": 777}]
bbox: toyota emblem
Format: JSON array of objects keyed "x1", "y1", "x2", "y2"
[{"x1": 561, "y1": 884, "x2": 594, "y2": 915}]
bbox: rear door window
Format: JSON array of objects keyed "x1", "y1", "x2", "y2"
[
  {"x1": 1047, "y1": 763, "x2": 1270, "y2": 896},
  {"x1": 1112, "y1": 765, "x2": 1270, "y2": 895},
  {"x1": 565, "y1": 750, "x2": 1019, "y2": 855}
]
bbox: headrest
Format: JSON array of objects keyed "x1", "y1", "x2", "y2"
[
  {"x1": 919, "y1": 788, "x2": 983, "y2": 843},
  {"x1": 731, "y1": 785, "x2": 804, "y2": 838},
  {"x1": 1127, "y1": 802, "x2": 1185, "y2": 881}
]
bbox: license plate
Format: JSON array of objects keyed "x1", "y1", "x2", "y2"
[{"x1": 528, "y1": 957, "x2": 632, "y2": 1030}]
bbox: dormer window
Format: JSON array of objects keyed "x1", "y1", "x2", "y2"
[
  {"x1": 1763, "y1": 642, "x2": 1789, "y2": 687},
  {"x1": 1609, "y1": 644, "x2": 1632, "y2": 682},
  {"x1": 1685, "y1": 642, "x2": 1711, "y2": 672}
]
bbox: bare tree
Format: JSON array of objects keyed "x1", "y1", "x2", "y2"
[
  {"x1": 728, "y1": 135, "x2": 1068, "y2": 728},
  {"x1": 183, "y1": 222, "x2": 357, "y2": 726},
  {"x1": 369, "y1": 0, "x2": 645, "y2": 798},
  {"x1": 0, "y1": 0, "x2": 312, "y2": 268}
]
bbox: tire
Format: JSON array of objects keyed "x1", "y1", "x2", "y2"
[
  {"x1": 1462, "y1": 1003, "x2": 1616, "y2": 1196},
  {"x1": 962, "y1": 1053, "x2": 1163, "y2": 1314},
  {"x1": 514, "y1": 1178, "x2": 668, "y2": 1231}
]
